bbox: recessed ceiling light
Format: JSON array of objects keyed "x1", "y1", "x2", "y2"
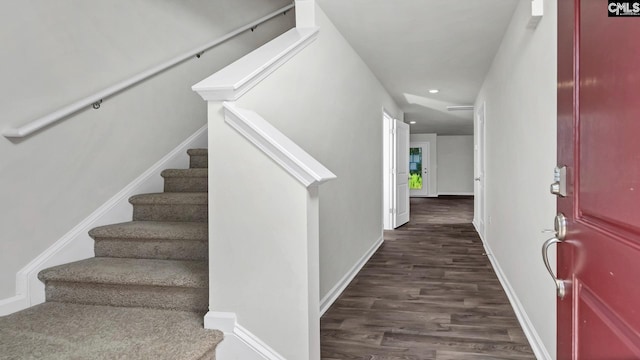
[
  {"x1": 409, "y1": 121, "x2": 416, "y2": 124},
  {"x1": 428, "y1": 89, "x2": 439, "y2": 94}
]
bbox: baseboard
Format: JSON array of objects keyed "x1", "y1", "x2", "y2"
[
  {"x1": 207, "y1": 312, "x2": 286, "y2": 360},
  {"x1": 204, "y1": 311, "x2": 238, "y2": 333},
  {"x1": 319, "y1": 235, "x2": 384, "y2": 315},
  {"x1": 0, "y1": 295, "x2": 27, "y2": 316},
  {"x1": 474, "y1": 226, "x2": 552, "y2": 360},
  {"x1": 438, "y1": 192, "x2": 474, "y2": 196},
  {"x1": 0, "y1": 125, "x2": 207, "y2": 316}
]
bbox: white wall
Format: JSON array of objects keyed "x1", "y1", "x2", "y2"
[
  {"x1": 410, "y1": 133, "x2": 437, "y2": 197},
  {"x1": 236, "y1": 4, "x2": 403, "y2": 304},
  {"x1": 437, "y1": 135, "x2": 474, "y2": 195},
  {"x1": 474, "y1": 0, "x2": 557, "y2": 358},
  {"x1": 207, "y1": 102, "x2": 318, "y2": 358},
  {"x1": 0, "y1": 0, "x2": 294, "y2": 299}
]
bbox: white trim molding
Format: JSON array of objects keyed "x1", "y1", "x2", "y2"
[
  {"x1": 473, "y1": 223, "x2": 552, "y2": 360},
  {"x1": 0, "y1": 295, "x2": 28, "y2": 316},
  {"x1": 192, "y1": 27, "x2": 319, "y2": 101},
  {"x1": 223, "y1": 102, "x2": 336, "y2": 187},
  {"x1": 320, "y1": 235, "x2": 384, "y2": 315},
  {"x1": 204, "y1": 311, "x2": 238, "y2": 333},
  {"x1": 207, "y1": 312, "x2": 287, "y2": 360},
  {"x1": 0, "y1": 126, "x2": 208, "y2": 316}
]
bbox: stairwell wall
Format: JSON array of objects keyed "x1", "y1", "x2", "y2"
[
  {"x1": 235, "y1": 4, "x2": 403, "y2": 306},
  {"x1": 0, "y1": 0, "x2": 294, "y2": 300},
  {"x1": 474, "y1": 0, "x2": 557, "y2": 358}
]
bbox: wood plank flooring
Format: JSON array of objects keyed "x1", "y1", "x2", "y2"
[{"x1": 320, "y1": 196, "x2": 536, "y2": 360}]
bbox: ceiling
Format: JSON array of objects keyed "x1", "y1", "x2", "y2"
[{"x1": 316, "y1": 0, "x2": 519, "y2": 135}]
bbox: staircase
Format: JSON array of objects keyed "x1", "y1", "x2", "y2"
[{"x1": 0, "y1": 149, "x2": 222, "y2": 360}]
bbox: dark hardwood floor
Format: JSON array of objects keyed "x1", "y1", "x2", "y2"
[{"x1": 320, "y1": 196, "x2": 536, "y2": 360}]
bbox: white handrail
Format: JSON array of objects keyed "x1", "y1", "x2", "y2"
[
  {"x1": 3, "y1": 3, "x2": 295, "y2": 139},
  {"x1": 223, "y1": 102, "x2": 336, "y2": 187}
]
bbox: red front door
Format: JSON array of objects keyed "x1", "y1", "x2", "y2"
[{"x1": 557, "y1": 0, "x2": 640, "y2": 358}]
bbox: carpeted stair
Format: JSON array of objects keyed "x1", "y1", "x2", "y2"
[{"x1": 0, "y1": 149, "x2": 222, "y2": 360}]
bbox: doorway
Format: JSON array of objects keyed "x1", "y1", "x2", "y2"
[{"x1": 409, "y1": 142, "x2": 430, "y2": 197}]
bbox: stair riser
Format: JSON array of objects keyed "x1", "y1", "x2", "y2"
[
  {"x1": 95, "y1": 239, "x2": 207, "y2": 261},
  {"x1": 45, "y1": 282, "x2": 208, "y2": 312},
  {"x1": 163, "y1": 177, "x2": 208, "y2": 192},
  {"x1": 133, "y1": 204, "x2": 207, "y2": 222},
  {"x1": 189, "y1": 155, "x2": 208, "y2": 169}
]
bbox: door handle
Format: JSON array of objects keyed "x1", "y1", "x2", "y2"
[
  {"x1": 542, "y1": 213, "x2": 568, "y2": 299},
  {"x1": 542, "y1": 237, "x2": 566, "y2": 299},
  {"x1": 474, "y1": 177, "x2": 481, "y2": 181}
]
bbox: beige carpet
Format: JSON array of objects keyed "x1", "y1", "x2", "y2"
[
  {"x1": 0, "y1": 302, "x2": 222, "y2": 360},
  {"x1": 0, "y1": 149, "x2": 221, "y2": 359}
]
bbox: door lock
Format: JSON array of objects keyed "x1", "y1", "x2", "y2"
[{"x1": 550, "y1": 166, "x2": 567, "y2": 197}]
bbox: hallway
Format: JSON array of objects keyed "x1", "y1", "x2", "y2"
[{"x1": 320, "y1": 197, "x2": 536, "y2": 359}]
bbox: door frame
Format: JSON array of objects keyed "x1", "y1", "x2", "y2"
[
  {"x1": 409, "y1": 141, "x2": 430, "y2": 197},
  {"x1": 474, "y1": 102, "x2": 486, "y2": 237}
]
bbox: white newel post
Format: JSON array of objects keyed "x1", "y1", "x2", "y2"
[{"x1": 192, "y1": 26, "x2": 332, "y2": 360}]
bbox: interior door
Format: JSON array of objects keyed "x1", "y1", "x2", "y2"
[
  {"x1": 409, "y1": 142, "x2": 429, "y2": 197},
  {"x1": 394, "y1": 120, "x2": 410, "y2": 228},
  {"x1": 556, "y1": 0, "x2": 640, "y2": 358},
  {"x1": 383, "y1": 111, "x2": 394, "y2": 230}
]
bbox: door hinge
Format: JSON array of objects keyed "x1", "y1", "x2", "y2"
[{"x1": 389, "y1": 208, "x2": 396, "y2": 214}]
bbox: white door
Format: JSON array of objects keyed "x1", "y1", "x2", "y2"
[
  {"x1": 409, "y1": 142, "x2": 430, "y2": 197},
  {"x1": 474, "y1": 103, "x2": 486, "y2": 235},
  {"x1": 394, "y1": 120, "x2": 410, "y2": 228}
]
